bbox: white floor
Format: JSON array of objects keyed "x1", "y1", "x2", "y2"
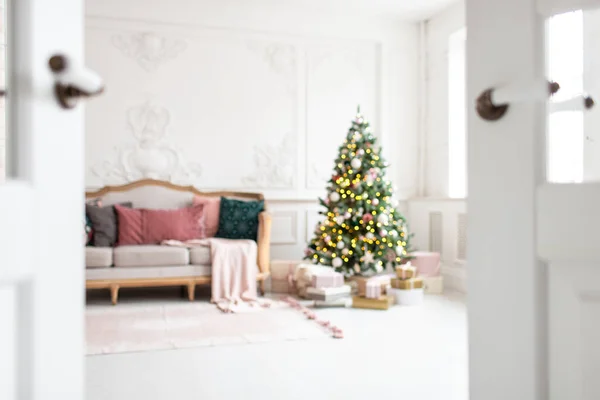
[{"x1": 86, "y1": 290, "x2": 468, "y2": 400}]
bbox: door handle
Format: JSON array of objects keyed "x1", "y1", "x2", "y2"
[
  {"x1": 476, "y1": 80, "x2": 560, "y2": 121},
  {"x1": 48, "y1": 54, "x2": 104, "y2": 109}
]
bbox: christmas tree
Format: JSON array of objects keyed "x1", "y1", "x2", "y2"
[{"x1": 305, "y1": 107, "x2": 413, "y2": 276}]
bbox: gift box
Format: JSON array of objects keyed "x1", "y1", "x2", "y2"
[
  {"x1": 395, "y1": 263, "x2": 417, "y2": 280},
  {"x1": 306, "y1": 285, "x2": 351, "y2": 301},
  {"x1": 410, "y1": 251, "x2": 441, "y2": 277},
  {"x1": 310, "y1": 270, "x2": 344, "y2": 289},
  {"x1": 423, "y1": 276, "x2": 444, "y2": 294},
  {"x1": 270, "y1": 260, "x2": 304, "y2": 293},
  {"x1": 365, "y1": 279, "x2": 390, "y2": 299},
  {"x1": 388, "y1": 288, "x2": 424, "y2": 306},
  {"x1": 390, "y1": 277, "x2": 424, "y2": 290},
  {"x1": 352, "y1": 295, "x2": 394, "y2": 310},
  {"x1": 294, "y1": 264, "x2": 336, "y2": 298},
  {"x1": 350, "y1": 275, "x2": 392, "y2": 297}
]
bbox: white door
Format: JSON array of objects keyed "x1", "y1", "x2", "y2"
[
  {"x1": 468, "y1": 0, "x2": 600, "y2": 399},
  {"x1": 0, "y1": 0, "x2": 96, "y2": 398}
]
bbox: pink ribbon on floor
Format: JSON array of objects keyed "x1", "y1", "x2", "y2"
[{"x1": 282, "y1": 296, "x2": 344, "y2": 339}]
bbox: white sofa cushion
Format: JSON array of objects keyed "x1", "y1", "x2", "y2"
[
  {"x1": 86, "y1": 247, "x2": 113, "y2": 268},
  {"x1": 86, "y1": 265, "x2": 211, "y2": 280},
  {"x1": 189, "y1": 247, "x2": 211, "y2": 265},
  {"x1": 114, "y1": 245, "x2": 189, "y2": 267}
]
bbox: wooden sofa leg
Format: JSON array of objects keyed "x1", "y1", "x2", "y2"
[
  {"x1": 259, "y1": 280, "x2": 266, "y2": 297},
  {"x1": 187, "y1": 282, "x2": 196, "y2": 301},
  {"x1": 110, "y1": 285, "x2": 120, "y2": 305}
]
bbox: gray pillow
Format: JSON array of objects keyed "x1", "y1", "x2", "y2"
[{"x1": 86, "y1": 202, "x2": 132, "y2": 247}]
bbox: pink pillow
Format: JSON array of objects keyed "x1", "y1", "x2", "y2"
[
  {"x1": 115, "y1": 204, "x2": 205, "y2": 245},
  {"x1": 193, "y1": 195, "x2": 221, "y2": 238}
]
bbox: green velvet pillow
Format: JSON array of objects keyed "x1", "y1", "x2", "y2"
[{"x1": 215, "y1": 197, "x2": 264, "y2": 241}]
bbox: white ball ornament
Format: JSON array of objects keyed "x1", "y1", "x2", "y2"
[
  {"x1": 332, "y1": 257, "x2": 343, "y2": 268},
  {"x1": 366, "y1": 232, "x2": 375, "y2": 240},
  {"x1": 372, "y1": 198, "x2": 379, "y2": 206},
  {"x1": 336, "y1": 241, "x2": 345, "y2": 249},
  {"x1": 380, "y1": 230, "x2": 387, "y2": 237},
  {"x1": 344, "y1": 212, "x2": 351, "y2": 219},
  {"x1": 351, "y1": 158, "x2": 362, "y2": 169},
  {"x1": 335, "y1": 215, "x2": 345, "y2": 225},
  {"x1": 329, "y1": 192, "x2": 340, "y2": 202},
  {"x1": 395, "y1": 246, "x2": 404, "y2": 256},
  {"x1": 377, "y1": 214, "x2": 389, "y2": 225},
  {"x1": 342, "y1": 248, "x2": 349, "y2": 255},
  {"x1": 362, "y1": 192, "x2": 368, "y2": 199}
]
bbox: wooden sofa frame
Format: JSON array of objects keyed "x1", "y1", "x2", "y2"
[{"x1": 85, "y1": 179, "x2": 271, "y2": 304}]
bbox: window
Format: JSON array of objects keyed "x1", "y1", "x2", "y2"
[
  {"x1": 448, "y1": 27, "x2": 466, "y2": 198},
  {"x1": 547, "y1": 10, "x2": 584, "y2": 183}
]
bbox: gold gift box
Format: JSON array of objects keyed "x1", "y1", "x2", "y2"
[
  {"x1": 395, "y1": 264, "x2": 417, "y2": 280},
  {"x1": 390, "y1": 277, "x2": 424, "y2": 290},
  {"x1": 352, "y1": 295, "x2": 394, "y2": 310}
]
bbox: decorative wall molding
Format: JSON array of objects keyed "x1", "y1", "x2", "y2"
[
  {"x1": 269, "y1": 211, "x2": 298, "y2": 245},
  {"x1": 305, "y1": 210, "x2": 322, "y2": 243},
  {"x1": 247, "y1": 41, "x2": 297, "y2": 95},
  {"x1": 242, "y1": 132, "x2": 296, "y2": 189},
  {"x1": 307, "y1": 162, "x2": 332, "y2": 190},
  {"x1": 429, "y1": 211, "x2": 443, "y2": 254},
  {"x1": 111, "y1": 31, "x2": 187, "y2": 72},
  {"x1": 92, "y1": 102, "x2": 202, "y2": 184}
]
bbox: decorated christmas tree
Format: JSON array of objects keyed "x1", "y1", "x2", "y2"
[{"x1": 305, "y1": 107, "x2": 413, "y2": 276}]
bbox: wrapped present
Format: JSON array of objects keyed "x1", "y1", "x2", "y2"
[
  {"x1": 423, "y1": 276, "x2": 444, "y2": 294},
  {"x1": 350, "y1": 275, "x2": 392, "y2": 297},
  {"x1": 395, "y1": 263, "x2": 417, "y2": 280},
  {"x1": 410, "y1": 251, "x2": 441, "y2": 277},
  {"x1": 294, "y1": 264, "x2": 335, "y2": 298},
  {"x1": 388, "y1": 288, "x2": 424, "y2": 306},
  {"x1": 390, "y1": 277, "x2": 424, "y2": 290},
  {"x1": 270, "y1": 260, "x2": 303, "y2": 293},
  {"x1": 352, "y1": 295, "x2": 394, "y2": 310},
  {"x1": 306, "y1": 285, "x2": 351, "y2": 301},
  {"x1": 310, "y1": 270, "x2": 344, "y2": 289},
  {"x1": 365, "y1": 279, "x2": 390, "y2": 299}
]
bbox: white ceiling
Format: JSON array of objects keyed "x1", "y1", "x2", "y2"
[{"x1": 241, "y1": 0, "x2": 460, "y2": 21}]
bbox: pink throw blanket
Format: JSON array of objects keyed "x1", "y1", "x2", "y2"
[{"x1": 162, "y1": 238, "x2": 268, "y2": 313}]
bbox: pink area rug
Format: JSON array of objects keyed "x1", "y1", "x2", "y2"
[{"x1": 86, "y1": 300, "x2": 335, "y2": 356}]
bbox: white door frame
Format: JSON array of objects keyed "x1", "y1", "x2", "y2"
[{"x1": 466, "y1": 0, "x2": 548, "y2": 399}]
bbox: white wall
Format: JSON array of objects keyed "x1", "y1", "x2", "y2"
[
  {"x1": 404, "y1": 1, "x2": 466, "y2": 292},
  {"x1": 84, "y1": 0, "x2": 420, "y2": 261},
  {"x1": 424, "y1": 0, "x2": 465, "y2": 197}
]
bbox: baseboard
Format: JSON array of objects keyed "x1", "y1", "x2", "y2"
[{"x1": 441, "y1": 263, "x2": 467, "y2": 294}]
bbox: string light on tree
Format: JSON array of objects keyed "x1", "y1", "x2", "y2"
[{"x1": 304, "y1": 106, "x2": 414, "y2": 275}]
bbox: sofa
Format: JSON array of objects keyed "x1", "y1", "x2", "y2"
[{"x1": 85, "y1": 179, "x2": 271, "y2": 305}]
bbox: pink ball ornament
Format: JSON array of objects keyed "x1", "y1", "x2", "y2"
[
  {"x1": 324, "y1": 235, "x2": 331, "y2": 243},
  {"x1": 380, "y1": 230, "x2": 387, "y2": 237}
]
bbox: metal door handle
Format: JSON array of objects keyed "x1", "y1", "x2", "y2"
[
  {"x1": 476, "y1": 80, "x2": 560, "y2": 121},
  {"x1": 48, "y1": 54, "x2": 104, "y2": 109}
]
